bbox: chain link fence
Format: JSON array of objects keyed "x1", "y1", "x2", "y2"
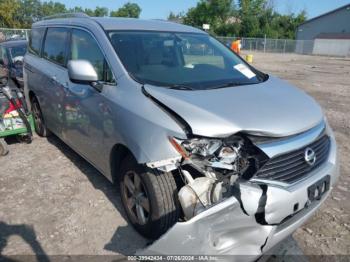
[
  {"x1": 217, "y1": 36, "x2": 350, "y2": 57},
  {"x1": 0, "y1": 28, "x2": 30, "y2": 42},
  {"x1": 1, "y1": 28, "x2": 349, "y2": 57}
]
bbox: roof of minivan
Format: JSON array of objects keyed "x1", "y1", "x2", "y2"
[{"x1": 34, "y1": 17, "x2": 206, "y2": 34}]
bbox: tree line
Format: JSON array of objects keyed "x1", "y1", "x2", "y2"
[
  {"x1": 169, "y1": 0, "x2": 307, "y2": 39},
  {"x1": 0, "y1": 0, "x2": 142, "y2": 28},
  {"x1": 0, "y1": 0, "x2": 306, "y2": 39}
]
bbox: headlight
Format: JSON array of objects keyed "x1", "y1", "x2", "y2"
[
  {"x1": 182, "y1": 138, "x2": 222, "y2": 156},
  {"x1": 169, "y1": 137, "x2": 222, "y2": 158}
]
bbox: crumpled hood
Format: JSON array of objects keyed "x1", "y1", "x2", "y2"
[{"x1": 144, "y1": 76, "x2": 323, "y2": 138}]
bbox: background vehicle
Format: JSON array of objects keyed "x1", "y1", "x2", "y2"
[
  {"x1": 0, "y1": 40, "x2": 27, "y2": 91},
  {"x1": 0, "y1": 75, "x2": 33, "y2": 156},
  {"x1": 24, "y1": 14, "x2": 338, "y2": 258}
]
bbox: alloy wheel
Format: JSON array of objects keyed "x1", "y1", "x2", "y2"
[
  {"x1": 32, "y1": 101, "x2": 43, "y2": 133},
  {"x1": 122, "y1": 171, "x2": 150, "y2": 225}
]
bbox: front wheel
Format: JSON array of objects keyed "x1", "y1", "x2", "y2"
[{"x1": 120, "y1": 155, "x2": 180, "y2": 239}]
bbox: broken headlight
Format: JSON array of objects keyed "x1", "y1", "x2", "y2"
[
  {"x1": 169, "y1": 137, "x2": 224, "y2": 157},
  {"x1": 182, "y1": 138, "x2": 222, "y2": 157},
  {"x1": 169, "y1": 136, "x2": 246, "y2": 172}
]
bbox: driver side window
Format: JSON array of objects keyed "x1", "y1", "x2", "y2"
[{"x1": 70, "y1": 29, "x2": 115, "y2": 84}]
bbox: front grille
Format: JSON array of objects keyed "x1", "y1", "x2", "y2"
[{"x1": 254, "y1": 135, "x2": 331, "y2": 183}]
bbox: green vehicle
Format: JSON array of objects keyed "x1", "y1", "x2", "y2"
[{"x1": 0, "y1": 76, "x2": 33, "y2": 156}]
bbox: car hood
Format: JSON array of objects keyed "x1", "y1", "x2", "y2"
[{"x1": 144, "y1": 76, "x2": 324, "y2": 138}]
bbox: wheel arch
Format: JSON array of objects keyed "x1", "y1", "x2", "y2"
[
  {"x1": 27, "y1": 90, "x2": 37, "y2": 111},
  {"x1": 110, "y1": 143, "x2": 135, "y2": 184},
  {"x1": 28, "y1": 90, "x2": 36, "y2": 101}
]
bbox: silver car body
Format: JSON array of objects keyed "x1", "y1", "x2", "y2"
[{"x1": 24, "y1": 17, "x2": 339, "y2": 260}]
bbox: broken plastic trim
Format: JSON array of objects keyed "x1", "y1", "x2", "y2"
[{"x1": 146, "y1": 156, "x2": 181, "y2": 172}]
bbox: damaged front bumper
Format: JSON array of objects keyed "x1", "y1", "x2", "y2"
[{"x1": 139, "y1": 132, "x2": 339, "y2": 260}]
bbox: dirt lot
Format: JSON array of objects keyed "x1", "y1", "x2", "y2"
[{"x1": 0, "y1": 52, "x2": 349, "y2": 259}]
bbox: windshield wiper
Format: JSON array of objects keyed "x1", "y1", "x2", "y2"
[
  {"x1": 167, "y1": 84, "x2": 195, "y2": 90},
  {"x1": 210, "y1": 81, "x2": 251, "y2": 90}
]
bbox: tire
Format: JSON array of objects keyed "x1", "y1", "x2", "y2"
[
  {"x1": 0, "y1": 138, "x2": 9, "y2": 156},
  {"x1": 31, "y1": 96, "x2": 51, "y2": 137},
  {"x1": 17, "y1": 134, "x2": 32, "y2": 144},
  {"x1": 120, "y1": 155, "x2": 180, "y2": 239}
]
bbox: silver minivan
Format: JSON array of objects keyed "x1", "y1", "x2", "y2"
[{"x1": 24, "y1": 14, "x2": 339, "y2": 258}]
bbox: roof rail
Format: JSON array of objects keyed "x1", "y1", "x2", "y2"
[{"x1": 42, "y1": 13, "x2": 89, "y2": 21}]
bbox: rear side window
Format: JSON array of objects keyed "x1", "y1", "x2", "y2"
[
  {"x1": 70, "y1": 29, "x2": 114, "y2": 83},
  {"x1": 43, "y1": 28, "x2": 69, "y2": 66},
  {"x1": 0, "y1": 46, "x2": 9, "y2": 66},
  {"x1": 28, "y1": 27, "x2": 45, "y2": 56}
]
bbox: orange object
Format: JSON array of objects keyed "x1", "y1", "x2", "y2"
[
  {"x1": 168, "y1": 137, "x2": 189, "y2": 159},
  {"x1": 231, "y1": 39, "x2": 241, "y2": 54}
]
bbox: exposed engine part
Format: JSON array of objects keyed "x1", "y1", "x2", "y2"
[
  {"x1": 181, "y1": 169, "x2": 194, "y2": 184},
  {"x1": 178, "y1": 176, "x2": 224, "y2": 220},
  {"x1": 173, "y1": 134, "x2": 268, "y2": 219},
  {"x1": 172, "y1": 135, "x2": 263, "y2": 180}
]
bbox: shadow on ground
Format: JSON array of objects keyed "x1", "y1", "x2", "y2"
[
  {"x1": 0, "y1": 221, "x2": 50, "y2": 262},
  {"x1": 46, "y1": 135, "x2": 148, "y2": 255}
]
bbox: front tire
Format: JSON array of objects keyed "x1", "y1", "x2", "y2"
[{"x1": 120, "y1": 155, "x2": 180, "y2": 239}]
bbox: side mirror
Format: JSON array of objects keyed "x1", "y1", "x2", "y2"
[{"x1": 67, "y1": 60, "x2": 98, "y2": 84}]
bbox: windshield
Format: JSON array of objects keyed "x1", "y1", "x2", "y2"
[
  {"x1": 9, "y1": 45, "x2": 27, "y2": 61},
  {"x1": 108, "y1": 31, "x2": 266, "y2": 90}
]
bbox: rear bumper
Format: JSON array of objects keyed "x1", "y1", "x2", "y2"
[{"x1": 138, "y1": 131, "x2": 339, "y2": 260}]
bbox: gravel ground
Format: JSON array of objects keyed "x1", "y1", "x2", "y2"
[{"x1": 0, "y1": 52, "x2": 349, "y2": 259}]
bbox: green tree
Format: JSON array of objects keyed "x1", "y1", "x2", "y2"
[
  {"x1": 167, "y1": 11, "x2": 184, "y2": 22},
  {"x1": 68, "y1": 6, "x2": 108, "y2": 17},
  {"x1": 238, "y1": 0, "x2": 266, "y2": 37},
  {"x1": 82, "y1": 8, "x2": 95, "y2": 17},
  {"x1": 68, "y1": 6, "x2": 84, "y2": 13},
  {"x1": 41, "y1": 1, "x2": 66, "y2": 17},
  {"x1": 110, "y1": 2, "x2": 141, "y2": 18},
  {"x1": 215, "y1": 23, "x2": 241, "y2": 37},
  {"x1": 93, "y1": 6, "x2": 109, "y2": 17},
  {"x1": 0, "y1": 0, "x2": 21, "y2": 27},
  {"x1": 183, "y1": 0, "x2": 236, "y2": 34},
  {"x1": 15, "y1": 0, "x2": 42, "y2": 28}
]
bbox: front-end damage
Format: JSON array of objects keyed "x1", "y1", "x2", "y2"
[{"x1": 139, "y1": 121, "x2": 339, "y2": 258}]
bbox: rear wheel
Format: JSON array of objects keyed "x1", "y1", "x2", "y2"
[
  {"x1": 31, "y1": 96, "x2": 51, "y2": 137},
  {"x1": 120, "y1": 155, "x2": 180, "y2": 239}
]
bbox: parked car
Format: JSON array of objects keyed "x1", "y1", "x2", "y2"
[
  {"x1": 0, "y1": 40, "x2": 27, "y2": 91},
  {"x1": 24, "y1": 14, "x2": 339, "y2": 258}
]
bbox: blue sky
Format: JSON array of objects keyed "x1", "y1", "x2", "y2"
[{"x1": 58, "y1": 0, "x2": 350, "y2": 20}]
